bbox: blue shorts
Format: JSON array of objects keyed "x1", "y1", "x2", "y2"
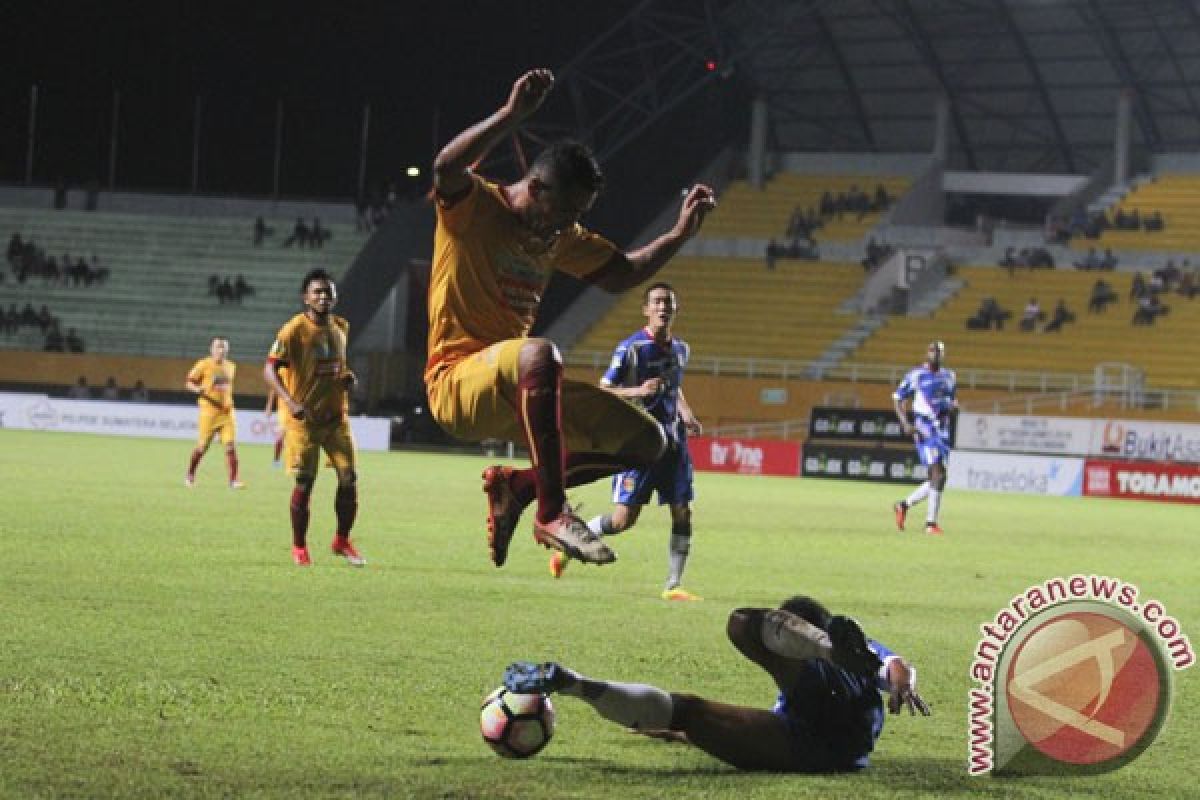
[
  {"x1": 771, "y1": 660, "x2": 882, "y2": 772},
  {"x1": 912, "y1": 417, "x2": 950, "y2": 466},
  {"x1": 611, "y1": 439, "x2": 694, "y2": 506}
]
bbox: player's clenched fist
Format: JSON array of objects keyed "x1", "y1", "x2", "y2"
[{"x1": 506, "y1": 69, "x2": 555, "y2": 120}]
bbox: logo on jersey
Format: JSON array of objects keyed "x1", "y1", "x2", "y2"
[{"x1": 967, "y1": 577, "x2": 1191, "y2": 776}]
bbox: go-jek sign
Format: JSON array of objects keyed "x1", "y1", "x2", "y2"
[{"x1": 688, "y1": 436, "x2": 800, "y2": 477}]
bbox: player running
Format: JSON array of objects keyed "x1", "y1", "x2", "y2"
[
  {"x1": 426, "y1": 68, "x2": 715, "y2": 569},
  {"x1": 892, "y1": 340, "x2": 957, "y2": 535},
  {"x1": 184, "y1": 337, "x2": 243, "y2": 488},
  {"x1": 504, "y1": 594, "x2": 929, "y2": 772},
  {"x1": 550, "y1": 282, "x2": 703, "y2": 601},
  {"x1": 263, "y1": 269, "x2": 365, "y2": 567}
]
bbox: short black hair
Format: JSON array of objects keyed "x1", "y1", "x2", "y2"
[
  {"x1": 780, "y1": 595, "x2": 833, "y2": 631},
  {"x1": 530, "y1": 140, "x2": 605, "y2": 195},
  {"x1": 301, "y1": 268, "x2": 334, "y2": 294},
  {"x1": 643, "y1": 281, "x2": 675, "y2": 302}
]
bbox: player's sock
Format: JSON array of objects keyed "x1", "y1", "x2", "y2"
[
  {"x1": 563, "y1": 453, "x2": 631, "y2": 488},
  {"x1": 516, "y1": 358, "x2": 566, "y2": 525},
  {"x1": 904, "y1": 482, "x2": 931, "y2": 508},
  {"x1": 273, "y1": 437, "x2": 284, "y2": 462},
  {"x1": 187, "y1": 448, "x2": 204, "y2": 478},
  {"x1": 569, "y1": 675, "x2": 674, "y2": 731},
  {"x1": 334, "y1": 485, "x2": 358, "y2": 536},
  {"x1": 290, "y1": 486, "x2": 312, "y2": 548},
  {"x1": 587, "y1": 514, "x2": 617, "y2": 536},
  {"x1": 507, "y1": 468, "x2": 538, "y2": 509},
  {"x1": 225, "y1": 448, "x2": 239, "y2": 483},
  {"x1": 760, "y1": 609, "x2": 833, "y2": 662},
  {"x1": 927, "y1": 489, "x2": 942, "y2": 524},
  {"x1": 666, "y1": 520, "x2": 691, "y2": 589}
]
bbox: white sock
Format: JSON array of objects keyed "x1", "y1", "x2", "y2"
[
  {"x1": 666, "y1": 525, "x2": 691, "y2": 589},
  {"x1": 565, "y1": 675, "x2": 674, "y2": 730},
  {"x1": 927, "y1": 489, "x2": 942, "y2": 524},
  {"x1": 905, "y1": 482, "x2": 931, "y2": 508},
  {"x1": 760, "y1": 610, "x2": 833, "y2": 661},
  {"x1": 587, "y1": 515, "x2": 616, "y2": 536}
]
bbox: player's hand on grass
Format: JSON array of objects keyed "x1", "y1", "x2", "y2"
[
  {"x1": 630, "y1": 728, "x2": 689, "y2": 745},
  {"x1": 889, "y1": 685, "x2": 931, "y2": 716},
  {"x1": 675, "y1": 184, "x2": 716, "y2": 238},
  {"x1": 506, "y1": 69, "x2": 554, "y2": 121}
]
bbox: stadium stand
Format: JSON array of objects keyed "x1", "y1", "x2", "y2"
[
  {"x1": 570, "y1": 256, "x2": 865, "y2": 364},
  {"x1": 0, "y1": 208, "x2": 364, "y2": 359},
  {"x1": 1075, "y1": 173, "x2": 1200, "y2": 253},
  {"x1": 850, "y1": 266, "x2": 1200, "y2": 389},
  {"x1": 697, "y1": 174, "x2": 910, "y2": 243}
]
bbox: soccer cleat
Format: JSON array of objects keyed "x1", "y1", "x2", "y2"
[
  {"x1": 532, "y1": 509, "x2": 616, "y2": 565},
  {"x1": 292, "y1": 546, "x2": 312, "y2": 567},
  {"x1": 549, "y1": 551, "x2": 570, "y2": 579},
  {"x1": 229, "y1": 480, "x2": 246, "y2": 490},
  {"x1": 925, "y1": 523, "x2": 944, "y2": 535},
  {"x1": 184, "y1": 475, "x2": 195, "y2": 488},
  {"x1": 482, "y1": 466, "x2": 522, "y2": 567},
  {"x1": 662, "y1": 587, "x2": 702, "y2": 602},
  {"x1": 504, "y1": 661, "x2": 572, "y2": 695},
  {"x1": 332, "y1": 538, "x2": 366, "y2": 567},
  {"x1": 827, "y1": 615, "x2": 884, "y2": 677},
  {"x1": 892, "y1": 502, "x2": 907, "y2": 531}
]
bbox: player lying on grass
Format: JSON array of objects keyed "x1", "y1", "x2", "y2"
[
  {"x1": 505, "y1": 595, "x2": 929, "y2": 772},
  {"x1": 426, "y1": 68, "x2": 715, "y2": 569}
]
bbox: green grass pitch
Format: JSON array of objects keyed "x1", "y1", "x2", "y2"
[{"x1": 1, "y1": 429, "x2": 1196, "y2": 799}]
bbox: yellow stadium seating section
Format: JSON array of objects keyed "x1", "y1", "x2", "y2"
[
  {"x1": 699, "y1": 173, "x2": 910, "y2": 242},
  {"x1": 570, "y1": 257, "x2": 864, "y2": 364},
  {"x1": 1076, "y1": 173, "x2": 1200, "y2": 252},
  {"x1": 851, "y1": 266, "x2": 1200, "y2": 389}
]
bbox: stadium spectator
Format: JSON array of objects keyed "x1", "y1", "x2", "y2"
[
  {"x1": 966, "y1": 297, "x2": 1010, "y2": 330},
  {"x1": 1143, "y1": 210, "x2": 1164, "y2": 231},
  {"x1": 1074, "y1": 247, "x2": 1101, "y2": 271},
  {"x1": 65, "y1": 328, "x2": 85, "y2": 353},
  {"x1": 19, "y1": 302, "x2": 38, "y2": 327},
  {"x1": 1043, "y1": 299, "x2": 1076, "y2": 333},
  {"x1": 872, "y1": 183, "x2": 892, "y2": 211},
  {"x1": 765, "y1": 239, "x2": 779, "y2": 271},
  {"x1": 43, "y1": 323, "x2": 65, "y2": 352},
  {"x1": 282, "y1": 217, "x2": 310, "y2": 248},
  {"x1": 1131, "y1": 272, "x2": 1148, "y2": 300},
  {"x1": 427, "y1": 68, "x2": 715, "y2": 569},
  {"x1": 36, "y1": 305, "x2": 56, "y2": 334},
  {"x1": 233, "y1": 274, "x2": 255, "y2": 304},
  {"x1": 67, "y1": 376, "x2": 91, "y2": 400},
  {"x1": 1133, "y1": 293, "x2": 1168, "y2": 326},
  {"x1": 130, "y1": 380, "x2": 150, "y2": 403},
  {"x1": 1088, "y1": 279, "x2": 1118, "y2": 313},
  {"x1": 310, "y1": 218, "x2": 331, "y2": 248},
  {"x1": 252, "y1": 216, "x2": 273, "y2": 246},
  {"x1": 862, "y1": 238, "x2": 890, "y2": 272},
  {"x1": 502, "y1": 596, "x2": 927, "y2": 773},
  {"x1": 217, "y1": 277, "x2": 235, "y2": 305},
  {"x1": 1100, "y1": 248, "x2": 1118, "y2": 271},
  {"x1": 1177, "y1": 269, "x2": 1197, "y2": 300},
  {"x1": 2, "y1": 304, "x2": 17, "y2": 334},
  {"x1": 101, "y1": 377, "x2": 121, "y2": 401},
  {"x1": 1019, "y1": 298, "x2": 1043, "y2": 332}
]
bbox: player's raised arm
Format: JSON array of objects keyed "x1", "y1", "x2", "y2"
[
  {"x1": 433, "y1": 69, "x2": 555, "y2": 200},
  {"x1": 589, "y1": 184, "x2": 716, "y2": 293}
]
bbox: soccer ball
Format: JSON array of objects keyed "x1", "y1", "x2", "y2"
[{"x1": 480, "y1": 687, "x2": 555, "y2": 759}]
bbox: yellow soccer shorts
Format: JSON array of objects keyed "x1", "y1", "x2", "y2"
[
  {"x1": 197, "y1": 411, "x2": 236, "y2": 447},
  {"x1": 427, "y1": 338, "x2": 660, "y2": 455},
  {"x1": 285, "y1": 419, "x2": 357, "y2": 479}
]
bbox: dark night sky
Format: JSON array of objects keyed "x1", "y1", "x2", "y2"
[{"x1": 2, "y1": 1, "x2": 649, "y2": 198}]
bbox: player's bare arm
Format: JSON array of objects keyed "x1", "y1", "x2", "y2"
[
  {"x1": 678, "y1": 389, "x2": 702, "y2": 436},
  {"x1": 893, "y1": 396, "x2": 914, "y2": 436},
  {"x1": 589, "y1": 184, "x2": 716, "y2": 292},
  {"x1": 433, "y1": 69, "x2": 555, "y2": 199},
  {"x1": 263, "y1": 360, "x2": 305, "y2": 421},
  {"x1": 600, "y1": 377, "x2": 663, "y2": 400}
]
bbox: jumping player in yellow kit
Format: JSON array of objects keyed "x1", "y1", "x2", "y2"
[
  {"x1": 427, "y1": 67, "x2": 716, "y2": 569},
  {"x1": 263, "y1": 269, "x2": 365, "y2": 567},
  {"x1": 185, "y1": 337, "x2": 243, "y2": 488}
]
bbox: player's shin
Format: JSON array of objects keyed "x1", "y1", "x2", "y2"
[
  {"x1": 516, "y1": 360, "x2": 566, "y2": 523},
  {"x1": 334, "y1": 484, "x2": 358, "y2": 537},
  {"x1": 290, "y1": 485, "x2": 312, "y2": 547},
  {"x1": 666, "y1": 520, "x2": 691, "y2": 589}
]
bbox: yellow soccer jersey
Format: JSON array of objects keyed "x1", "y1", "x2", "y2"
[
  {"x1": 267, "y1": 313, "x2": 350, "y2": 426},
  {"x1": 188, "y1": 357, "x2": 236, "y2": 414},
  {"x1": 425, "y1": 173, "x2": 617, "y2": 381}
]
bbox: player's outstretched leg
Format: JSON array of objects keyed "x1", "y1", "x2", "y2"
[
  {"x1": 504, "y1": 661, "x2": 674, "y2": 731},
  {"x1": 504, "y1": 661, "x2": 574, "y2": 694}
]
